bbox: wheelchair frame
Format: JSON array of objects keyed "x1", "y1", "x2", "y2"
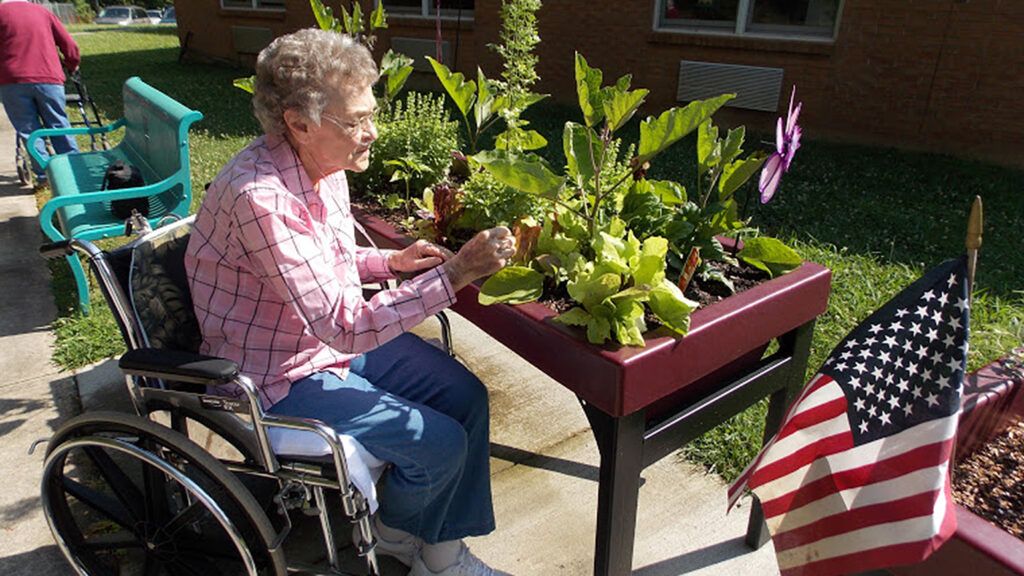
[{"x1": 39, "y1": 228, "x2": 455, "y2": 576}]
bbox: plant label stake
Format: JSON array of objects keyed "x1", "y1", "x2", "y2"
[{"x1": 678, "y1": 246, "x2": 701, "y2": 293}]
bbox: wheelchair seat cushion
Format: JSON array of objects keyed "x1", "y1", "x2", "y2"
[
  {"x1": 267, "y1": 428, "x2": 387, "y2": 513},
  {"x1": 130, "y1": 217, "x2": 201, "y2": 353}
]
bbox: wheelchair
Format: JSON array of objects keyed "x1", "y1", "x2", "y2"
[{"x1": 38, "y1": 216, "x2": 455, "y2": 575}]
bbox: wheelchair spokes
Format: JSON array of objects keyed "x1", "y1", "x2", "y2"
[{"x1": 42, "y1": 412, "x2": 286, "y2": 576}]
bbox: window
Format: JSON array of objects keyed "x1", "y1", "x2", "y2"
[
  {"x1": 381, "y1": 0, "x2": 474, "y2": 18},
  {"x1": 221, "y1": 0, "x2": 286, "y2": 11},
  {"x1": 658, "y1": 0, "x2": 842, "y2": 39}
]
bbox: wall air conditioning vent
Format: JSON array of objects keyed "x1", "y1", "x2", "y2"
[{"x1": 677, "y1": 61, "x2": 784, "y2": 112}]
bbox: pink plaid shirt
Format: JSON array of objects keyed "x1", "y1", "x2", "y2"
[{"x1": 185, "y1": 134, "x2": 456, "y2": 407}]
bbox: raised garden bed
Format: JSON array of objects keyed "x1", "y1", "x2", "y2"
[
  {"x1": 890, "y1": 348, "x2": 1024, "y2": 576},
  {"x1": 356, "y1": 206, "x2": 832, "y2": 575}
]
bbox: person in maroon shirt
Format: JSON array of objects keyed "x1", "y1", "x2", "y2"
[{"x1": 0, "y1": 0, "x2": 81, "y2": 184}]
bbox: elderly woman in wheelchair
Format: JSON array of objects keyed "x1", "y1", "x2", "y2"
[{"x1": 39, "y1": 28, "x2": 514, "y2": 576}]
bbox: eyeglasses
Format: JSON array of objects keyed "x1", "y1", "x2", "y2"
[{"x1": 321, "y1": 111, "x2": 376, "y2": 136}]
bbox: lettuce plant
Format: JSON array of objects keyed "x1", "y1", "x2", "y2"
[{"x1": 470, "y1": 53, "x2": 800, "y2": 346}]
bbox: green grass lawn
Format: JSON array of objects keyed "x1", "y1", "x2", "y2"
[{"x1": 47, "y1": 27, "x2": 1023, "y2": 480}]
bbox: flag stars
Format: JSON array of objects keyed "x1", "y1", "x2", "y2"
[
  {"x1": 883, "y1": 335, "x2": 898, "y2": 349},
  {"x1": 841, "y1": 351, "x2": 854, "y2": 360},
  {"x1": 880, "y1": 412, "x2": 892, "y2": 426},
  {"x1": 926, "y1": 328, "x2": 939, "y2": 342},
  {"x1": 922, "y1": 290, "x2": 936, "y2": 302},
  {"x1": 945, "y1": 356, "x2": 962, "y2": 373},
  {"x1": 869, "y1": 324, "x2": 884, "y2": 335},
  {"x1": 937, "y1": 292, "x2": 949, "y2": 306},
  {"x1": 896, "y1": 308, "x2": 909, "y2": 318},
  {"x1": 872, "y1": 366, "x2": 884, "y2": 380},
  {"x1": 902, "y1": 403, "x2": 915, "y2": 417},
  {"x1": 887, "y1": 394, "x2": 900, "y2": 409},
  {"x1": 909, "y1": 323, "x2": 923, "y2": 336},
  {"x1": 834, "y1": 361, "x2": 848, "y2": 372},
  {"x1": 854, "y1": 362, "x2": 868, "y2": 374},
  {"x1": 955, "y1": 297, "x2": 969, "y2": 312},
  {"x1": 896, "y1": 378, "x2": 910, "y2": 393},
  {"x1": 848, "y1": 376, "x2": 861, "y2": 389},
  {"x1": 930, "y1": 309, "x2": 944, "y2": 325},
  {"x1": 858, "y1": 348, "x2": 873, "y2": 360},
  {"x1": 854, "y1": 397, "x2": 866, "y2": 411},
  {"x1": 950, "y1": 315, "x2": 963, "y2": 330},
  {"x1": 878, "y1": 351, "x2": 892, "y2": 364},
  {"x1": 915, "y1": 345, "x2": 930, "y2": 359},
  {"x1": 943, "y1": 333, "x2": 957, "y2": 347},
  {"x1": 925, "y1": 393, "x2": 939, "y2": 407},
  {"x1": 916, "y1": 305, "x2": 930, "y2": 318},
  {"x1": 859, "y1": 420, "x2": 870, "y2": 434},
  {"x1": 937, "y1": 375, "x2": 951, "y2": 390},
  {"x1": 947, "y1": 274, "x2": 957, "y2": 288}
]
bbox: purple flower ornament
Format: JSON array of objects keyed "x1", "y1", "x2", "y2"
[{"x1": 759, "y1": 86, "x2": 802, "y2": 203}]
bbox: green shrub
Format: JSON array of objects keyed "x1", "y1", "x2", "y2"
[
  {"x1": 351, "y1": 92, "x2": 460, "y2": 200},
  {"x1": 458, "y1": 169, "x2": 544, "y2": 230}
]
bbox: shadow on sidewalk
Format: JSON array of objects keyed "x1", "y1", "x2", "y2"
[{"x1": 0, "y1": 545, "x2": 68, "y2": 575}]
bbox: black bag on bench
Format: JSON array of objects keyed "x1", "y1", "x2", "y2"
[{"x1": 102, "y1": 160, "x2": 149, "y2": 220}]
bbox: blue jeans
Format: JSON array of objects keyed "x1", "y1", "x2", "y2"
[
  {"x1": 268, "y1": 333, "x2": 496, "y2": 543},
  {"x1": 1, "y1": 83, "x2": 79, "y2": 178}
]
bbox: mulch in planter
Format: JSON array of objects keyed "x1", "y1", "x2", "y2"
[{"x1": 952, "y1": 418, "x2": 1024, "y2": 538}]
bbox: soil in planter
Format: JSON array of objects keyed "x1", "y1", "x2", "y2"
[{"x1": 952, "y1": 419, "x2": 1024, "y2": 538}]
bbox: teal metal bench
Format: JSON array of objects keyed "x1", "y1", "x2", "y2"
[{"x1": 29, "y1": 76, "x2": 203, "y2": 314}]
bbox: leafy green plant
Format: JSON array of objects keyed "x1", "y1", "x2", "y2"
[
  {"x1": 471, "y1": 53, "x2": 792, "y2": 346},
  {"x1": 385, "y1": 156, "x2": 433, "y2": 218},
  {"x1": 349, "y1": 91, "x2": 460, "y2": 201},
  {"x1": 234, "y1": 0, "x2": 413, "y2": 109},
  {"x1": 426, "y1": 0, "x2": 547, "y2": 154},
  {"x1": 457, "y1": 169, "x2": 545, "y2": 230}
]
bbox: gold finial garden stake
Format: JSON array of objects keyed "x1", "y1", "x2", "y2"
[
  {"x1": 951, "y1": 196, "x2": 983, "y2": 488},
  {"x1": 965, "y1": 196, "x2": 983, "y2": 306}
]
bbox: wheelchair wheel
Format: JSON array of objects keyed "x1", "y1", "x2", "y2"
[
  {"x1": 42, "y1": 411, "x2": 286, "y2": 576},
  {"x1": 15, "y1": 136, "x2": 33, "y2": 186}
]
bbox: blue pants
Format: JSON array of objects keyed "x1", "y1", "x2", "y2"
[
  {"x1": 268, "y1": 333, "x2": 496, "y2": 544},
  {"x1": 1, "y1": 83, "x2": 79, "y2": 178}
]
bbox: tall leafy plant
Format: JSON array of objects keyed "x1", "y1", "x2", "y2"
[
  {"x1": 234, "y1": 0, "x2": 414, "y2": 109},
  {"x1": 427, "y1": 0, "x2": 547, "y2": 153},
  {"x1": 470, "y1": 53, "x2": 794, "y2": 347}
]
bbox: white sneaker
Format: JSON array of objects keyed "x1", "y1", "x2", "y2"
[
  {"x1": 351, "y1": 519, "x2": 423, "y2": 567},
  {"x1": 409, "y1": 543, "x2": 511, "y2": 576}
]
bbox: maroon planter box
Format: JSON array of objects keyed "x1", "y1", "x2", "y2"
[
  {"x1": 890, "y1": 349, "x2": 1024, "y2": 576},
  {"x1": 354, "y1": 207, "x2": 832, "y2": 416},
  {"x1": 356, "y1": 207, "x2": 832, "y2": 575}
]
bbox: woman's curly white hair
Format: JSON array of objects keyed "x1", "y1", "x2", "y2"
[{"x1": 253, "y1": 28, "x2": 378, "y2": 136}]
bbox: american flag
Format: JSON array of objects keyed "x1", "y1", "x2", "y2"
[{"x1": 728, "y1": 255, "x2": 971, "y2": 576}]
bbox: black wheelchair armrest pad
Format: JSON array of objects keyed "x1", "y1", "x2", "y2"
[{"x1": 119, "y1": 348, "x2": 239, "y2": 386}]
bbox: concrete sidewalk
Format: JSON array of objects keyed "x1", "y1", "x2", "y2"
[{"x1": 0, "y1": 111, "x2": 780, "y2": 574}]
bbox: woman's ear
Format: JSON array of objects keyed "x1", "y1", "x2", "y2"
[{"x1": 283, "y1": 108, "x2": 315, "y2": 144}]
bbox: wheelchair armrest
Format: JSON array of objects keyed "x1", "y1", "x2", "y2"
[{"x1": 119, "y1": 348, "x2": 239, "y2": 386}]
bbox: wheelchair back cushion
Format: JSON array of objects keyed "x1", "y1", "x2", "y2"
[{"x1": 130, "y1": 218, "x2": 202, "y2": 353}]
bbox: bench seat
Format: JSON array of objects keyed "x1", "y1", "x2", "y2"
[{"x1": 31, "y1": 76, "x2": 202, "y2": 313}]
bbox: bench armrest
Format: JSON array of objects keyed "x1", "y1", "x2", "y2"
[
  {"x1": 26, "y1": 119, "x2": 125, "y2": 170},
  {"x1": 119, "y1": 348, "x2": 239, "y2": 386}
]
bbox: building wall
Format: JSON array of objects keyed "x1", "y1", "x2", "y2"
[{"x1": 176, "y1": 0, "x2": 1024, "y2": 165}]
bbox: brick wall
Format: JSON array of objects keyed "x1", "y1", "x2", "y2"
[{"x1": 177, "y1": 0, "x2": 1024, "y2": 165}]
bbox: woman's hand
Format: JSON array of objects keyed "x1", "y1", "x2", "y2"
[
  {"x1": 442, "y1": 227, "x2": 516, "y2": 292},
  {"x1": 388, "y1": 240, "x2": 455, "y2": 274}
]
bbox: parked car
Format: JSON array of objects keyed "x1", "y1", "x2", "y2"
[
  {"x1": 159, "y1": 7, "x2": 176, "y2": 24},
  {"x1": 145, "y1": 9, "x2": 162, "y2": 24},
  {"x1": 94, "y1": 6, "x2": 149, "y2": 25}
]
